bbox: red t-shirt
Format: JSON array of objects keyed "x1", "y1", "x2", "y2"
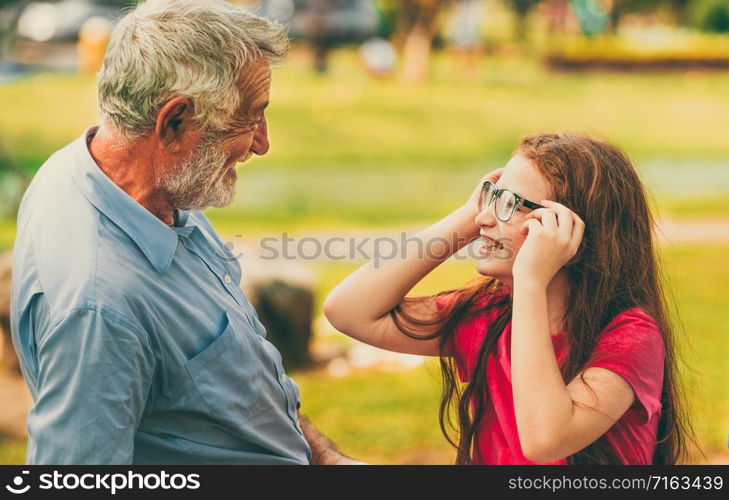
[{"x1": 437, "y1": 292, "x2": 665, "y2": 465}]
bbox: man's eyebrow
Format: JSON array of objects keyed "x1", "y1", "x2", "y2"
[
  {"x1": 252, "y1": 101, "x2": 269, "y2": 114},
  {"x1": 228, "y1": 102, "x2": 268, "y2": 129}
]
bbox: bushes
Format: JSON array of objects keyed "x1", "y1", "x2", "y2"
[
  {"x1": 545, "y1": 32, "x2": 729, "y2": 70},
  {"x1": 690, "y1": 0, "x2": 729, "y2": 33}
]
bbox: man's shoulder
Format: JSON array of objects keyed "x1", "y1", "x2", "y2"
[
  {"x1": 13, "y1": 139, "x2": 101, "y2": 310},
  {"x1": 17, "y1": 137, "x2": 86, "y2": 227},
  {"x1": 12, "y1": 134, "x2": 155, "y2": 323}
]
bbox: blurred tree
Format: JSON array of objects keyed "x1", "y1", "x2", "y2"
[
  {"x1": 0, "y1": 138, "x2": 27, "y2": 217},
  {"x1": 0, "y1": 0, "x2": 23, "y2": 8},
  {"x1": 687, "y1": 0, "x2": 729, "y2": 32},
  {"x1": 507, "y1": 0, "x2": 541, "y2": 40},
  {"x1": 398, "y1": 0, "x2": 452, "y2": 84},
  {"x1": 669, "y1": 0, "x2": 693, "y2": 25},
  {"x1": 374, "y1": 0, "x2": 399, "y2": 38},
  {"x1": 570, "y1": 0, "x2": 609, "y2": 35},
  {"x1": 310, "y1": 0, "x2": 332, "y2": 73},
  {"x1": 699, "y1": 0, "x2": 729, "y2": 32},
  {"x1": 609, "y1": 0, "x2": 662, "y2": 32},
  {"x1": 0, "y1": 0, "x2": 24, "y2": 64},
  {"x1": 543, "y1": 0, "x2": 572, "y2": 34},
  {"x1": 705, "y1": 1, "x2": 729, "y2": 31}
]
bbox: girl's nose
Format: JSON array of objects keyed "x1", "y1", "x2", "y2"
[{"x1": 475, "y1": 199, "x2": 497, "y2": 228}]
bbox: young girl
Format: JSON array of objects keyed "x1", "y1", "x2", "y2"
[{"x1": 324, "y1": 133, "x2": 693, "y2": 464}]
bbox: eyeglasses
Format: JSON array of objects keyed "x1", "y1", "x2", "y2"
[{"x1": 478, "y1": 180, "x2": 545, "y2": 222}]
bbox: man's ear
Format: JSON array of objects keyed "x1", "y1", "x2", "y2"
[{"x1": 155, "y1": 97, "x2": 194, "y2": 153}]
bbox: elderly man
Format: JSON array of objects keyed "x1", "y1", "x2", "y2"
[{"x1": 10, "y1": 0, "x2": 355, "y2": 465}]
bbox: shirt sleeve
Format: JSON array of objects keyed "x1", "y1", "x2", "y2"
[
  {"x1": 26, "y1": 306, "x2": 155, "y2": 464},
  {"x1": 584, "y1": 308, "x2": 665, "y2": 425}
]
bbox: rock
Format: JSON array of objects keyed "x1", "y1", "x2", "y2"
[
  {"x1": 247, "y1": 279, "x2": 314, "y2": 371},
  {"x1": 238, "y1": 251, "x2": 316, "y2": 371}
]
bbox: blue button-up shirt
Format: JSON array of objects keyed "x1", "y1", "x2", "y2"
[{"x1": 10, "y1": 127, "x2": 311, "y2": 464}]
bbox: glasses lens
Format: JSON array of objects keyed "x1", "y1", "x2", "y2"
[
  {"x1": 479, "y1": 182, "x2": 494, "y2": 212},
  {"x1": 495, "y1": 190, "x2": 517, "y2": 221}
]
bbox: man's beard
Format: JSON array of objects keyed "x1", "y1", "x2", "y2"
[{"x1": 159, "y1": 133, "x2": 244, "y2": 211}]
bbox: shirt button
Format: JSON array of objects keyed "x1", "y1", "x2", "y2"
[
  {"x1": 223, "y1": 274, "x2": 232, "y2": 284},
  {"x1": 279, "y1": 373, "x2": 287, "y2": 383}
]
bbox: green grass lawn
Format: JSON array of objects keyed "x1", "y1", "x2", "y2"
[
  {"x1": 0, "y1": 242, "x2": 725, "y2": 464},
  {"x1": 2, "y1": 49, "x2": 729, "y2": 226},
  {"x1": 0, "y1": 50, "x2": 727, "y2": 464},
  {"x1": 3, "y1": 50, "x2": 729, "y2": 171},
  {"x1": 0, "y1": 435, "x2": 26, "y2": 465},
  {"x1": 294, "y1": 243, "x2": 729, "y2": 464}
]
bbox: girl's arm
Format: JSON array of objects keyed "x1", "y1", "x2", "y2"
[
  {"x1": 323, "y1": 169, "x2": 503, "y2": 356},
  {"x1": 510, "y1": 200, "x2": 635, "y2": 463}
]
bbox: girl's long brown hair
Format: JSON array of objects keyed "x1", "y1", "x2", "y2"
[{"x1": 391, "y1": 133, "x2": 697, "y2": 464}]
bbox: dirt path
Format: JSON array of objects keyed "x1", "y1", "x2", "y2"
[{"x1": 656, "y1": 218, "x2": 729, "y2": 243}]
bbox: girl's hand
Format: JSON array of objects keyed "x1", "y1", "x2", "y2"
[
  {"x1": 463, "y1": 168, "x2": 504, "y2": 216},
  {"x1": 512, "y1": 200, "x2": 585, "y2": 288},
  {"x1": 455, "y1": 168, "x2": 505, "y2": 242}
]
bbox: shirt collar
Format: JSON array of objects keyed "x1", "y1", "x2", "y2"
[{"x1": 70, "y1": 126, "x2": 188, "y2": 274}]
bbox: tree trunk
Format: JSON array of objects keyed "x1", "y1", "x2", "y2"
[
  {"x1": 510, "y1": 0, "x2": 535, "y2": 40},
  {"x1": 401, "y1": 15, "x2": 434, "y2": 85},
  {"x1": 610, "y1": 4, "x2": 622, "y2": 33}
]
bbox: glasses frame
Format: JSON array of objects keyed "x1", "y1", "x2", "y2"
[{"x1": 479, "y1": 180, "x2": 545, "y2": 222}]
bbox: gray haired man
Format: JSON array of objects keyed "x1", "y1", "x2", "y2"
[{"x1": 10, "y1": 0, "x2": 359, "y2": 465}]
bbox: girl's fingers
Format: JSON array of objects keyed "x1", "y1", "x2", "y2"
[
  {"x1": 485, "y1": 168, "x2": 504, "y2": 183},
  {"x1": 541, "y1": 200, "x2": 573, "y2": 243},
  {"x1": 519, "y1": 218, "x2": 542, "y2": 236},
  {"x1": 526, "y1": 207, "x2": 558, "y2": 233},
  {"x1": 525, "y1": 201, "x2": 587, "y2": 258},
  {"x1": 472, "y1": 168, "x2": 505, "y2": 207}
]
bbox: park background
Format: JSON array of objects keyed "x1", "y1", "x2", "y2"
[{"x1": 0, "y1": 0, "x2": 727, "y2": 464}]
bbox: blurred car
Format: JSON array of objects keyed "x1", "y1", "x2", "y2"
[
  {"x1": 254, "y1": 0, "x2": 379, "y2": 44},
  {"x1": 4, "y1": 0, "x2": 379, "y2": 44},
  {"x1": 12, "y1": 0, "x2": 132, "y2": 42}
]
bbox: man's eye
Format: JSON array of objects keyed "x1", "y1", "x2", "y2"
[{"x1": 239, "y1": 124, "x2": 258, "y2": 134}]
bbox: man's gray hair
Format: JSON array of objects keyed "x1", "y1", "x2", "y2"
[{"x1": 97, "y1": 0, "x2": 289, "y2": 140}]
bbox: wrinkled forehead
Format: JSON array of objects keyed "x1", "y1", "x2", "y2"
[
  {"x1": 236, "y1": 61, "x2": 272, "y2": 110},
  {"x1": 496, "y1": 153, "x2": 551, "y2": 201}
]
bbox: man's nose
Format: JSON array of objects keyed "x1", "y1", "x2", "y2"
[{"x1": 251, "y1": 115, "x2": 269, "y2": 156}]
